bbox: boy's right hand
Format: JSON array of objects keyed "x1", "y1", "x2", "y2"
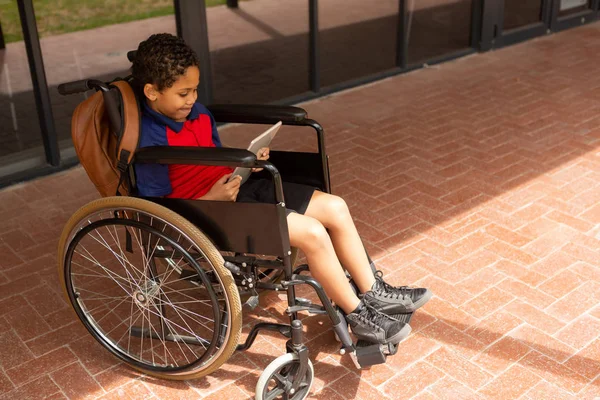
[{"x1": 200, "y1": 173, "x2": 241, "y2": 201}]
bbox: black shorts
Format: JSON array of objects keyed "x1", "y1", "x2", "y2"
[{"x1": 237, "y1": 178, "x2": 315, "y2": 216}]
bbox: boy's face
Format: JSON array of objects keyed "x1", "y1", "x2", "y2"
[{"x1": 145, "y1": 66, "x2": 200, "y2": 122}]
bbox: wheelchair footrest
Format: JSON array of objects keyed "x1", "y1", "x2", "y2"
[
  {"x1": 349, "y1": 312, "x2": 414, "y2": 368},
  {"x1": 352, "y1": 340, "x2": 397, "y2": 368}
]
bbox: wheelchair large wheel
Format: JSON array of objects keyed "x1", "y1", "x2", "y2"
[{"x1": 57, "y1": 197, "x2": 242, "y2": 380}]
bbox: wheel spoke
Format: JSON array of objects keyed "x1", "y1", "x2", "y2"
[{"x1": 65, "y1": 206, "x2": 232, "y2": 375}]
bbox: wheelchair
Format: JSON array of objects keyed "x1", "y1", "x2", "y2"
[{"x1": 57, "y1": 53, "x2": 414, "y2": 400}]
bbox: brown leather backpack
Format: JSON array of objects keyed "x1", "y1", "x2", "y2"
[{"x1": 70, "y1": 80, "x2": 140, "y2": 197}]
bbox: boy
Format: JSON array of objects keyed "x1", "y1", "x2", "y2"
[{"x1": 132, "y1": 33, "x2": 431, "y2": 345}]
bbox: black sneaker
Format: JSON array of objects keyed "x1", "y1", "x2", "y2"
[
  {"x1": 363, "y1": 271, "x2": 432, "y2": 314},
  {"x1": 345, "y1": 300, "x2": 412, "y2": 345}
]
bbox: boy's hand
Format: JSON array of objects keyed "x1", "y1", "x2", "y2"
[
  {"x1": 200, "y1": 173, "x2": 241, "y2": 201},
  {"x1": 252, "y1": 147, "x2": 270, "y2": 173}
]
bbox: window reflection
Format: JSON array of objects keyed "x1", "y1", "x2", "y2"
[
  {"x1": 503, "y1": 0, "x2": 543, "y2": 30},
  {"x1": 319, "y1": 0, "x2": 398, "y2": 88},
  {"x1": 208, "y1": 1, "x2": 310, "y2": 103},
  {"x1": 406, "y1": 0, "x2": 473, "y2": 65}
]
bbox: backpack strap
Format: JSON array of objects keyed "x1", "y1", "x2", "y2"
[{"x1": 110, "y1": 80, "x2": 141, "y2": 195}]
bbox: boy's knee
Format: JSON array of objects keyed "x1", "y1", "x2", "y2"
[
  {"x1": 326, "y1": 195, "x2": 350, "y2": 219},
  {"x1": 300, "y1": 220, "x2": 329, "y2": 251}
]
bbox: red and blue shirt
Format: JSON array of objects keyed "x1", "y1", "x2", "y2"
[{"x1": 135, "y1": 102, "x2": 233, "y2": 198}]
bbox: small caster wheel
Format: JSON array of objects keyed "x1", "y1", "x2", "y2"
[{"x1": 255, "y1": 353, "x2": 314, "y2": 400}]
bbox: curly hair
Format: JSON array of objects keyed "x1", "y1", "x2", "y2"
[{"x1": 131, "y1": 33, "x2": 199, "y2": 91}]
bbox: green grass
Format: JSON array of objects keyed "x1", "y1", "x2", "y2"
[{"x1": 0, "y1": 0, "x2": 228, "y2": 44}]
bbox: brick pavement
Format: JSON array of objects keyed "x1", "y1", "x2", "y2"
[{"x1": 1, "y1": 21, "x2": 600, "y2": 400}]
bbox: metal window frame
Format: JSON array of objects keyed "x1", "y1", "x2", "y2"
[
  {"x1": 549, "y1": 0, "x2": 599, "y2": 31},
  {"x1": 174, "y1": 0, "x2": 213, "y2": 105},
  {"x1": 481, "y1": 0, "x2": 554, "y2": 50},
  {"x1": 18, "y1": 0, "x2": 60, "y2": 167}
]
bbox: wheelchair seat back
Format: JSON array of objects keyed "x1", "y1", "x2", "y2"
[{"x1": 70, "y1": 80, "x2": 140, "y2": 197}]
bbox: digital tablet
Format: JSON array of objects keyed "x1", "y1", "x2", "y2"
[{"x1": 229, "y1": 121, "x2": 282, "y2": 184}]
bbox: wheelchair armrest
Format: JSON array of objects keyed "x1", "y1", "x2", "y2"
[
  {"x1": 134, "y1": 146, "x2": 256, "y2": 167},
  {"x1": 206, "y1": 104, "x2": 307, "y2": 125}
]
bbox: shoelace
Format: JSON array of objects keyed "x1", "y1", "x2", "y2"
[
  {"x1": 358, "y1": 299, "x2": 394, "y2": 329},
  {"x1": 374, "y1": 270, "x2": 409, "y2": 300}
]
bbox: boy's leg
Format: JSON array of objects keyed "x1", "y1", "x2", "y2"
[
  {"x1": 304, "y1": 191, "x2": 431, "y2": 314},
  {"x1": 287, "y1": 213, "x2": 410, "y2": 344},
  {"x1": 287, "y1": 212, "x2": 360, "y2": 313},
  {"x1": 303, "y1": 191, "x2": 376, "y2": 293}
]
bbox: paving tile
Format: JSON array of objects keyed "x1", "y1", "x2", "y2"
[
  {"x1": 329, "y1": 371, "x2": 389, "y2": 400},
  {"x1": 529, "y1": 251, "x2": 576, "y2": 277},
  {"x1": 570, "y1": 261, "x2": 600, "y2": 282},
  {"x1": 497, "y1": 278, "x2": 556, "y2": 309},
  {"x1": 190, "y1": 351, "x2": 264, "y2": 395},
  {"x1": 420, "y1": 298, "x2": 477, "y2": 331},
  {"x1": 521, "y1": 351, "x2": 587, "y2": 394},
  {"x1": 556, "y1": 315, "x2": 600, "y2": 350},
  {"x1": 486, "y1": 241, "x2": 538, "y2": 265},
  {"x1": 504, "y1": 300, "x2": 563, "y2": 335},
  {"x1": 563, "y1": 339, "x2": 600, "y2": 381},
  {"x1": 4, "y1": 304, "x2": 52, "y2": 341},
  {"x1": 426, "y1": 377, "x2": 484, "y2": 400},
  {"x1": 545, "y1": 284, "x2": 600, "y2": 323},
  {"x1": 460, "y1": 287, "x2": 515, "y2": 319},
  {"x1": 509, "y1": 324, "x2": 575, "y2": 363},
  {"x1": 464, "y1": 309, "x2": 523, "y2": 347},
  {"x1": 477, "y1": 364, "x2": 541, "y2": 399},
  {"x1": 493, "y1": 259, "x2": 546, "y2": 286},
  {"x1": 0, "y1": 330, "x2": 35, "y2": 370},
  {"x1": 471, "y1": 336, "x2": 531, "y2": 375},
  {"x1": 418, "y1": 276, "x2": 473, "y2": 306},
  {"x1": 385, "y1": 332, "x2": 440, "y2": 372},
  {"x1": 484, "y1": 223, "x2": 532, "y2": 247},
  {"x1": 382, "y1": 361, "x2": 444, "y2": 399},
  {"x1": 51, "y1": 362, "x2": 105, "y2": 399},
  {"x1": 425, "y1": 347, "x2": 492, "y2": 390},
  {"x1": 197, "y1": 381, "x2": 245, "y2": 400},
  {"x1": 442, "y1": 249, "x2": 498, "y2": 283},
  {"x1": 0, "y1": 376, "x2": 62, "y2": 400},
  {"x1": 0, "y1": 295, "x2": 28, "y2": 317},
  {"x1": 538, "y1": 269, "x2": 587, "y2": 299},
  {"x1": 421, "y1": 320, "x2": 487, "y2": 360},
  {"x1": 5, "y1": 346, "x2": 77, "y2": 387},
  {"x1": 523, "y1": 381, "x2": 577, "y2": 400},
  {"x1": 0, "y1": 372, "x2": 13, "y2": 397},
  {"x1": 94, "y1": 364, "x2": 143, "y2": 394}
]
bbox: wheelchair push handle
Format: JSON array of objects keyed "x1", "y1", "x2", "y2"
[{"x1": 58, "y1": 79, "x2": 111, "y2": 96}]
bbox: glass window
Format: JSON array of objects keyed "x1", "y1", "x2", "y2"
[
  {"x1": 0, "y1": 8, "x2": 47, "y2": 176},
  {"x1": 406, "y1": 0, "x2": 474, "y2": 65},
  {"x1": 558, "y1": 0, "x2": 591, "y2": 17},
  {"x1": 33, "y1": 1, "x2": 177, "y2": 151},
  {"x1": 208, "y1": 1, "x2": 310, "y2": 104},
  {"x1": 319, "y1": 0, "x2": 398, "y2": 88},
  {"x1": 503, "y1": 0, "x2": 543, "y2": 30}
]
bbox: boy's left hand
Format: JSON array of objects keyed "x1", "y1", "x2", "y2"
[{"x1": 252, "y1": 147, "x2": 270, "y2": 172}]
